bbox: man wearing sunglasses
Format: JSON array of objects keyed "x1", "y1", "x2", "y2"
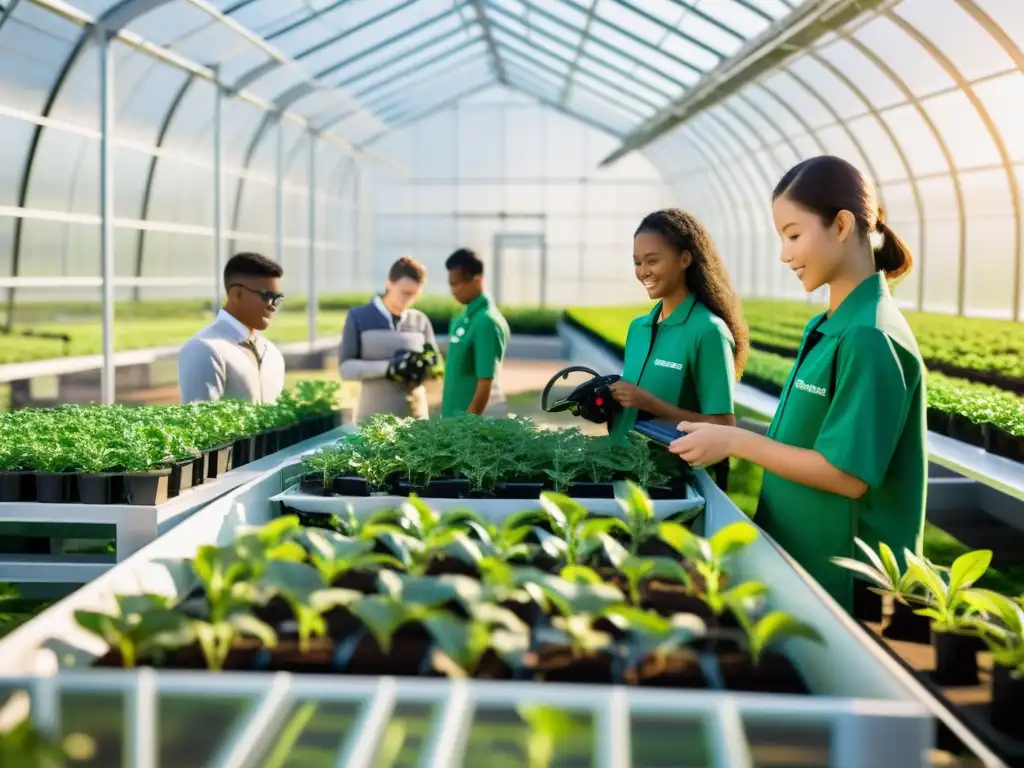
[{"x1": 178, "y1": 252, "x2": 287, "y2": 404}]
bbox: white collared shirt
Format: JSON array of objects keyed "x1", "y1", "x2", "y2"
[{"x1": 215, "y1": 309, "x2": 268, "y2": 357}]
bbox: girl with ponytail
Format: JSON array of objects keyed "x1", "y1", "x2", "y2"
[{"x1": 667, "y1": 156, "x2": 927, "y2": 615}]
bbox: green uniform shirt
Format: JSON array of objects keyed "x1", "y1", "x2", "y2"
[
  {"x1": 610, "y1": 294, "x2": 736, "y2": 440},
  {"x1": 441, "y1": 293, "x2": 510, "y2": 418},
  {"x1": 756, "y1": 272, "x2": 927, "y2": 613}
]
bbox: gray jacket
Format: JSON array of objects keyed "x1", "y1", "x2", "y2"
[{"x1": 339, "y1": 297, "x2": 439, "y2": 421}]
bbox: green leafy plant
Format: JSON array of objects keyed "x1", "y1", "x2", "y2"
[
  {"x1": 734, "y1": 608, "x2": 825, "y2": 665},
  {"x1": 905, "y1": 549, "x2": 994, "y2": 633},
  {"x1": 73, "y1": 594, "x2": 194, "y2": 669},
  {"x1": 830, "y1": 538, "x2": 924, "y2": 606}
]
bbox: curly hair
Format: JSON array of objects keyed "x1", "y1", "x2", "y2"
[{"x1": 635, "y1": 209, "x2": 749, "y2": 378}]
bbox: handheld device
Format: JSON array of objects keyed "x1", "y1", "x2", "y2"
[
  {"x1": 631, "y1": 419, "x2": 687, "y2": 447},
  {"x1": 540, "y1": 365, "x2": 623, "y2": 425}
]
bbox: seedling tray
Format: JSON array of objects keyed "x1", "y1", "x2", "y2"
[
  {"x1": 269, "y1": 482, "x2": 706, "y2": 521},
  {"x1": 862, "y1": 620, "x2": 1024, "y2": 766}
]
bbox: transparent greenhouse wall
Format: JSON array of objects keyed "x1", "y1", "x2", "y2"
[
  {"x1": 0, "y1": 3, "x2": 361, "y2": 312},
  {"x1": 365, "y1": 86, "x2": 673, "y2": 307},
  {"x1": 643, "y1": 0, "x2": 1024, "y2": 321}
]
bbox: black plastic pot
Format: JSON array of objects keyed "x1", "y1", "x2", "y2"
[
  {"x1": 168, "y1": 460, "x2": 194, "y2": 498},
  {"x1": 78, "y1": 474, "x2": 116, "y2": 505},
  {"x1": 231, "y1": 437, "x2": 256, "y2": 469},
  {"x1": 931, "y1": 630, "x2": 979, "y2": 686},
  {"x1": 0, "y1": 471, "x2": 34, "y2": 502},
  {"x1": 983, "y1": 424, "x2": 1024, "y2": 462},
  {"x1": 190, "y1": 454, "x2": 207, "y2": 487},
  {"x1": 567, "y1": 481, "x2": 615, "y2": 499},
  {"x1": 396, "y1": 478, "x2": 471, "y2": 498},
  {"x1": 35, "y1": 472, "x2": 74, "y2": 503},
  {"x1": 331, "y1": 476, "x2": 371, "y2": 497},
  {"x1": 262, "y1": 429, "x2": 282, "y2": 457},
  {"x1": 122, "y1": 469, "x2": 172, "y2": 506},
  {"x1": 990, "y1": 663, "x2": 1024, "y2": 735},
  {"x1": 495, "y1": 481, "x2": 546, "y2": 499},
  {"x1": 947, "y1": 414, "x2": 984, "y2": 447},
  {"x1": 883, "y1": 600, "x2": 931, "y2": 643},
  {"x1": 206, "y1": 445, "x2": 234, "y2": 480},
  {"x1": 926, "y1": 407, "x2": 950, "y2": 435},
  {"x1": 852, "y1": 581, "x2": 883, "y2": 623}
]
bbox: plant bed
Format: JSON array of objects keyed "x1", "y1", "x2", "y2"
[{"x1": 66, "y1": 485, "x2": 822, "y2": 704}]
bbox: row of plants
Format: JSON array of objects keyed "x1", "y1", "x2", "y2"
[
  {"x1": 297, "y1": 413, "x2": 689, "y2": 500},
  {"x1": 743, "y1": 300, "x2": 1024, "y2": 392},
  {"x1": 0, "y1": 381, "x2": 342, "y2": 506},
  {"x1": 75, "y1": 483, "x2": 824, "y2": 695},
  {"x1": 835, "y1": 539, "x2": 1023, "y2": 750},
  {"x1": 564, "y1": 310, "x2": 1024, "y2": 462}
]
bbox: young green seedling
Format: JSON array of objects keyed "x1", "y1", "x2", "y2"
[
  {"x1": 612, "y1": 479, "x2": 699, "y2": 555},
  {"x1": 304, "y1": 529, "x2": 406, "y2": 585},
  {"x1": 830, "y1": 538, "x2": 925, "y2": 607},
  {"x1": 733, "y1": 608, "x2": 825, "y2": 666},
  {"x1": 905, "y1": 548, "x2": 993, "y2": 633},
  {"x1": 74, "y1": 594, "x2": 194, "y2": 669},
  {"x1": 602, "y1": 606, "x2": 706, "y2": 673}
]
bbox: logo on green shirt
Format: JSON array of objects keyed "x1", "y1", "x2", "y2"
[
  {"x1": 653, "y1": 358, "x2": 683, "y2": 371},
  {"x1": 794, "y1": 378, "x2": 827, "y2": 397}
]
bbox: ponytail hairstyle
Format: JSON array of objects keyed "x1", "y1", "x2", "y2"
[
  {"x1": 635, "y1": 209, "x2": 749, "y2": 379},
  {"x1": 772, "y1": 155, "x2": 913, "y2": 282}
]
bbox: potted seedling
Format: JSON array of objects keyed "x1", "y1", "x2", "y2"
[
  {"x1": 969, "y1": 590, "x2": 1024, "y2": 735},
  {"x1": 76, "y1": 593, "x2": 195, "y2": 668},
  {"x1": 905, "y1": 549, "x2": 992, "y2": 686},
  {"x1": 525, "y1": 612, "x2": 618, "y2": 684},
  {"x1": 602, "y1": 605, "x2": 708, "y2": 687},
  {"x1": 724, "y1": 607, "x2": 824, "y2": 694},
  {"x1": 831, "y1": 538, "x2": 930, "y2": 640},
  {"x1": 0, "y1": 437, "x2": 34, "y2": 503}
]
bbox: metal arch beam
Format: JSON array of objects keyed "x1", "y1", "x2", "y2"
[
  {"x1": 703, "y1": 105, "x2": 790, "y2": 295},
  {"x1": 357, "y1": 81, "x2": 493, "y2": 148},
  {"x1": 891, "y1": 3, "x2": 1021, "y2": 320},
  {"x1": 599, "y1": 0, "x2": 889, "y2": 166},
  {"x1": 0, "y1": 0, "x2": 23, "y2": 34},
  {"x1": 805, "y1": 49, "x2": 927, "y2": 311},
  {"x1": 488, "y1": 0, "x2": 691, "y2": 92},
  {"x1": 231, "y1": 0, "x2": 423, "y2": 92},
  {"x1": 132, "y1": 73, "x2": 196, "y2": 295},
  {"x1": 611, "y1": 0, "x2": 728, "y2": 61},
  {"x1": 672, "y1": 128, "x2": 752, "y2": 286},
  {"x1": 498, "y1": 44, "x2": 658, "y2": 116},
  {"x1": 490, "y1": 16, "x2": 674, "y2": 103},
  {"x1": 836, "y1": 29, "x2": 966, "y2": 319},
  {"x1": 468, "y1": 0, "x2": 505, "y2": 83},
  {"x1": 777, "y1": 69, "x2": 886, "y2": 207},
  {"x1": 731, "y1": 93, "x2": 803, "y2": 167},
  {"x1": 697, "y1": 111, "x2": 778, "y2": 297},
  {"x1": 663, "y1": 0, "x2": 748, "y2": 44},
  {"x1": 337, "y1": 25, "x2": 480, "y2": 92},
  {"x1": 557, "y1": 0, "x2": 599, "y2": 105},
  {"x1": 682, "y1": 119, "x2": 762, "y2": 293},
  {"x1": 359, "y1": 54, "x2": 492, "y2": 123},
  {"x1": 505, "y1": 68, "x2": 628, "y2": 137}
]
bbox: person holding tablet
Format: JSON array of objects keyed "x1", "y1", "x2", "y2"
[
  {"x1": 669, "y1": 156, "x2": 927, "y2": 613},
  {"x1": 607, "y1": 209, "x2": 748, "y2": 487}
]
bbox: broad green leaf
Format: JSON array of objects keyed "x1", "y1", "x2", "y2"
[
  {"x1": 751, "y1": 611, "x2": 823, "y2": 662},
  {"x1": 603, "y1": 606, "x2": 669, "y2": 636},
  {"x1": 533, "y1": 528, "x2": 569, "y2": 560},
  {"x1": 536, "y1": 574, "x2": 624, "y2": 616},
  {"x1": 259, "y1": 561, "x2": 322, "y2": 599},
  {"x1": 438, "y1": 508, "x2": 488, "y2": 532},
  {"x1": 904, "y1": 552, "x2": 948, "y2": 604},
  {"x1": 559, "y1": 565, "x2": 604, "y2": 585},
  {"x1": 657, "y1": 522, "x2": 694, "y2": 557},
  {"x1": 539, "y1": 492, "x2": 585, "y2": 532},
  {"x1": 949, "y1": 550, "x2": 992, "y2": 594},
  {"x1": 229, "y1": 613, "x2": 277, "y2": 649},
  {"x1": 709, "y1": 522, "x2": 759, "y2": 560},
  {"x1": 259, "y1": 515, "x2": 301, "y2": 544},
  {"x1": 74, "y1": 611, "x2": 121, "y2": 646},
  {"x1": 308, "y1": 588, "x2": 361, "y2": 614},
  {"x1": 350, "y1": 596, "x2": 410, "y2": 653},
  {"x1": 401, "y1": 574, "x2": 480, "y2": 608},
  {"x1": 877, "y1": 543, "x2": 902, "y2": 589},
  {"x1": 401, "y1": 495, "x2": 438, "y2": 536},
  {"x1": 305, "y1": 530, "x2": 373, "y2": 562},
  {"x1": 422, "y1": 613, "x2": 491, "y2": 676},
  {"x1": 721, "y1": 580, "x2": 768, "y2": 606},
  {"x1": 377, "y1": 532, "x2": 425, "y2": 568},
  {"x1": 613, "y1": 479, "x2": 653, "y2": 526},
  {"x1": 620, "y1": 557, "x2": 655, "y2": 584},
  {"x1": 591, "y1": 533, "x2": 629, "y2": 570},
  {"x1": 443, "y1": 534, "x2": 485, "y2": 567},
  {"x1": 467, "y1": 602, "x2": 529, "y2": 634},
  {"x1": 644, "y1": 556, "x2": 692, "y2": 590},
  {"x1": 500, "y1": 509, "x2": 548, "y2": 533},
  {"x1": 579, "y1": 517, "x2": 631, "y2": 541}
]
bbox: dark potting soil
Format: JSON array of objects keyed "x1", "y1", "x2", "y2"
[
  {"x1": 423, "y1": 556, "x2": 480, "y2": 579},
  {"x1": 627, "y1": 651, "x2": 708, "y2": 689},
  {"x1": 331, "y1": 569, "x2": 380, "y2": 593},
  {"x1": 526, "y1": 645, "x2": 616, "y2": 684},
  {"x1": 717, "y1": 650, "x2": 810, "y2": 695},
  {"x1": 340, "y1": 627, "x2": 436, "y2": 677}
]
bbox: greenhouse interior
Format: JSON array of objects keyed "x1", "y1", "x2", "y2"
[{"x1": 0, "y1": 0, "x2": 1023, "y2": 765}]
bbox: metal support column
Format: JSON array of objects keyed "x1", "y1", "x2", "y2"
[
  {"x1": 213, "y1": 66, "x2": 224, "y2": 313},
  {"x1": 98, "y1": 27, "x2": 116, "y2": 405},
  {"x1": 275, "y1": 116, "x2": 285, "y2": 266},
  {"x1": 307, "y1": 133, "x2": 317, "y2": 346}
]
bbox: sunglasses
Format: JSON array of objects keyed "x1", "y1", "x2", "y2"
[{"x1": 230, "y1": 283, "x2": 284, "y2": 308}]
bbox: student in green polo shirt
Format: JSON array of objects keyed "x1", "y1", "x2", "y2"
[
  {"x1": 607, "y1": 209, "x2": 749, "y2": 491},
  {"x1": 668, "y1": 156, "x2": 927, "y2": 614},
  {"x1": 441, "y1": 248, "x2": 510, "y2": 417}
]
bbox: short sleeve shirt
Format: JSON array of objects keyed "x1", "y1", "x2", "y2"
[
  {"x1": 755, "y1": 272, "x2": 927, "y2": 612},
  {"x1": 441, "y1": 293, "x2": 510, "y2": 417},
  {"x1": 609, "y1": 294, "x2": 736, "y2": 440}
]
